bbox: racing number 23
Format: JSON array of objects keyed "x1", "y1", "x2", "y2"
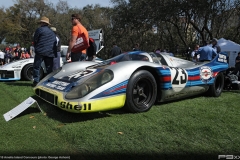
[{"x1": 169, "y1": 67, "x2": 187, "y2": 85}]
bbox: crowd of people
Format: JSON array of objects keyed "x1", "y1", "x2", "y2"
[{"x1": 0, "y1": 44, "x2": 34, "y2": 66}]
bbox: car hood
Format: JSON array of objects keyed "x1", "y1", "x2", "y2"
[
  {"x1": 0, "y1": 59, "x2": 34, "y2": 70},
  {"x1": 38, "y1": 61, "x2": 100, "y2": 91}
]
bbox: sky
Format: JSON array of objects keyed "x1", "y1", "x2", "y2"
[{"x1": 0, "y1": 0, "x2": 113, "y2": 9}]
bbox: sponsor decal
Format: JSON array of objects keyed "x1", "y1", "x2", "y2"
[
  {"x1": 59, "y1": 69, "x2": 96, "y2": 81},
  {"x1": 218, "y1": 54, "x2": 227, "y2": 63},
  {"x1": 200, "y1": 66, "x2": 213, "y2": 83},
  {"x1": 59, "y1": 101, "x2": 91, "y2": 111},
  {"x1": 45, "y1": 80, "x2": 70, "y2": 91},
  {"x1": 169, "y1": 67, "x2": 188, "y2": 92}
]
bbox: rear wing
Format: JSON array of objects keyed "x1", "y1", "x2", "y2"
[{"x1": 88, "y1": 29, "x2": 104, "y2": 54}]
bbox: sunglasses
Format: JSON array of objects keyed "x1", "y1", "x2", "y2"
[{"x1": 71, "y1": 17, "x2": 76, "y2": 20}]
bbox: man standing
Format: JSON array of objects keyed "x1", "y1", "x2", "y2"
[
  {"x1": 32, "y1": 16, "x2": 57, "y2": 87},
  {"x1": 230, "y1": 52, "x2": 240, "y2": 75},
  {"x1": 195, "y1": 42, "x2": 217, "y2": 62},
  {"x1": 0, "y1": 50, "x2": 5, "y2": 66},
  {"x1": 66, "y1": 14, "x2": 89, "y2": 62},
  {"x1": 211, "y1": 38, "x2": 221, "y2": 53},
  {"x1": 29, "y1": 42, "x2": 35, "y2": 58},
  {"x1": 14, "y1": 45, "x2": 22, "y2": 60},
  {"x1": 50, "y1": 27, "x2": 61, "y2": 70},
  {"x1": 111, "y1": 42, "x2": 122, "y2": 58},
  {"x1": 191, "y1": 44, "x2": 200, "y2": 62}
]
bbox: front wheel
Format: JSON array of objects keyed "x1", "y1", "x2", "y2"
[
  {"x1": 206, "y1": 72, "x2": 224, "y2": 97},
  {"x1": 22, "y1": 64, "x2": 44, "y2": 81},
  {"x1": 125, "y1": 70, "x2": 157, "y2": 113}
]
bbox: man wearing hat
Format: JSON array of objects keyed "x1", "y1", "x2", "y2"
[
  {"x1": 32, "y1": 16, "x2": 57, "y2": 87},
  {"x1": 50, "y1": 27, "x2": 61, "y2": 70},
  {"x1": 211, "y1": 38, "x2": 221, "y2": 53}
]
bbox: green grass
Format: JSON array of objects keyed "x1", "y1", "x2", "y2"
[{"x1": 0, "y1": 81, "x2": 240, "y2": 160}]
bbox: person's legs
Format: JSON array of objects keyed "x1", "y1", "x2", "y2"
[
  {"x1": 53, "y1": 52, "x2": 61, "y2": 70},
  {"x1": 80, "y1": 53, "x2": 86, "y2": 61},
  {"x1": 233, "y1": 63, "x2": 240, "y2": 75},
  {"x1": 33, "y1": 54, "x2": 43, "y2": 84},
  {"x1": 71, "y1": 52, "x2": 81, "y2": 62},
  {"x1": 43, "y1": 56, "x2": 54, "y2": 74},
  {"x1": 86, "y1": 56, "x2": 93, "y2": 61}
]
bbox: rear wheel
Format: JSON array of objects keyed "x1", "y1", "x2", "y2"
[
  {"x1": 22, "y1": 64, "x2": 44, "y2": 81},
  {"x1": 125, "y1": 70, "x2": 157, "y2": 113},
  {"x1": 207, "y1": 72, "x2": 224, "y2": 97}
]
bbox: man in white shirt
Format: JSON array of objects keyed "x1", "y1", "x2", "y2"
[
  {"x1": 191, "y1": 44, "x2": 200, "y2": 62},
  {"x1": 0, "y1": 50, "x2": 5, "y2": 66}
]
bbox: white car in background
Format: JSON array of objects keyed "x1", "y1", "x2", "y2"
[{"x1": 0, "y1": 29, "x2": 104, "y2": 81}]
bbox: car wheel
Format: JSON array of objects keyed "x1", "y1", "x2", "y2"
[
  {"x1": 22, "y1": 64, "x2": 44, "y2": 81},
  {"x1": 125, "y1": 70, "x2": 157, "y2": 113},
  {"x1": 207, "y1": 72, "x2": 224, "y2": 97}
]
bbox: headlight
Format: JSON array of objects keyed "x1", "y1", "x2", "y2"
[{"x1": 65, "y1": 69, "x2": 114, "y2": 99}]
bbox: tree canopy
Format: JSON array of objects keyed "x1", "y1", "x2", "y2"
[{"x1": 0, "y1": 0, "x2": 240, "y2": 58}]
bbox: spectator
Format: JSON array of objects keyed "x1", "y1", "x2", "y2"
[
  {"x1": 14, "y1": 45, "x2": 22, "y2": 60},
  {"x1": 29, "y1": 42, "x2": 35, "y2": 58},
  {"x1": 185, "y1": 46, "x2": 192, "y2": 60},
  {"x1": 32, "y1": 16, "x2": 57, "y2": 87},
  {"x1": 230, "y1": 52, "x2": 240, "y2": 75},
  {"x1": 133, "y1": 43, "x2": 140, "y2": 51},
  {"x1": 191, "y1": 44, "x2": 200, "y2": 62},
  {"x1": 21, "y1": 50, "x2": 30, "y2": 59},
  {"x1": 86, "y1": 38, "x2": 97, "y2": 61},
  {"x1": 155, "y1": 48, "x2": 161, "y2": 54},
  {"x1": 4, "y1": 51, "x2": 12, "y2": 64},
  {"x1": 66, "y1": 14, "x2": 89, "y2": 62},
  {"x1": 50, "y1": 27, "x2": 61, "y2": 70},
  {"x1": 111, "y1": 42, "x2": 122, "y2": 58},
  {"x1": 211, "y1": 38, "x2": 221, "y2": 53},
  {"x1": 0, "y1": 50, "x2": 4, "y2": 65},
  {"x1": 195, "y1": 42, "x2": 217, "y2": 62}
]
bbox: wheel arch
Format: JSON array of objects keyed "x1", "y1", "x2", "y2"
[
  {"x1": 133, "y1": 66, "x2": 162, "y2": 102},
  {"x1": 21, "y1": 63, "x2": 45, "y2": 81}
]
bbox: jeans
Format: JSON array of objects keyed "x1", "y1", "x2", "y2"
[
  {"x1": 71, "y1": 52, "x2": 86, "y2": 62},
  {"x1": 33, "y1": 54, "x2": 53, "y2": 83},
  {"x1": 53, "y1": 52, "x2": 61, "y2": 71}
]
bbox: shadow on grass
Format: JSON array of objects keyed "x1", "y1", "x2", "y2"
[
  {"x1": 223, "y1": 89, "x2": 240, "y2": 94},
  {"x1": 4, "y1": 81, "x2": 32, "y2": 87},
  {"x1": 27, "y1": 95, "x2": 127, "y2": 124}
]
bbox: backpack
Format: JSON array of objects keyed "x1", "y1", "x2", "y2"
[{"x1": 87, "y1": 38, "x2": 97, "y2": 57}]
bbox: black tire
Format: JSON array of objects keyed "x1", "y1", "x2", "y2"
[
  {"x1": 206, "y1": 72, "x2": 224, "y2": 97},
  {"x1": 125, "y1": 70, "x2": 157, "y2": 113},
  {"x1": 22, "y1": 64, "x2": 44, "y2": 81}
]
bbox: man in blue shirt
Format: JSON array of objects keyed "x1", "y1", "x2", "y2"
[
  {"x1": 32, "y1": 16, "x2": 57, "y2": 87},
  {"x1": 195, "y1": 42, "x2": 217, "y2": 62}
]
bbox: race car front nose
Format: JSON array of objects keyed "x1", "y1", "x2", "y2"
[{"x1": 65, "y1": 69, "x2": 114, "y2": 99}]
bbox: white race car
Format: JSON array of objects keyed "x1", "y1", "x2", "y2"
[{"x1": 0, "y1": 29, "x2": 104, "y2": 81}]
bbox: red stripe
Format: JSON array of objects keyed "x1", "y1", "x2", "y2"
[
  {"x1": 188, "y1": 75, "x2": 200, "y2": 81},
  {"x1": 161, "y1": 76, "x2": 171, "y2": 82}
]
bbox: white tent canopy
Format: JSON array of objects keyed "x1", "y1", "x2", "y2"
[{"x1": 217, "y1": 38, "x2": 240, "y2": 67}]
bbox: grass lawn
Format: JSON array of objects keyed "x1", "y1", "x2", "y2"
[{"x1": 0, "y1": 81, "x2": 239, "y2": 160}]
